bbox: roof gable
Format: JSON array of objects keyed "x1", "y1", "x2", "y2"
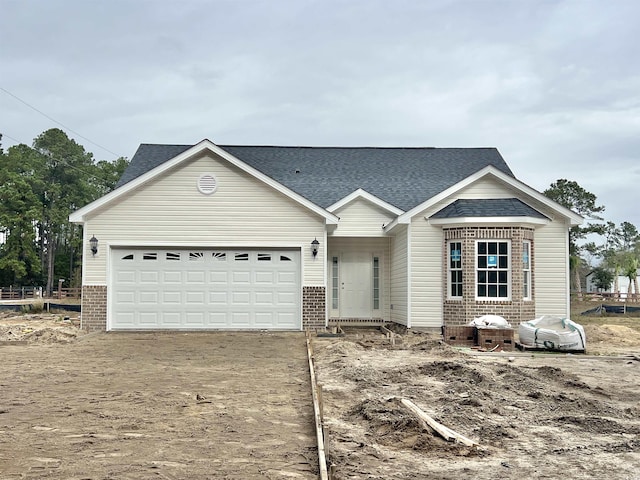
[
  {"x1": 117, "y1": 144, "x2": 514, "y2": 211},
  {"x1": 70, "y1": 140, "x2": 339, "y2": 224}
]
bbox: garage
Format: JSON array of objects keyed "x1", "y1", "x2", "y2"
[{"x1": 110, "y1": 248, "x2": 301, "y2": 330}]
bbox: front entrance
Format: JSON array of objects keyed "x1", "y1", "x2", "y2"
[{"x1": 340, "y1": 251, "x2": 372, "y2": 317}]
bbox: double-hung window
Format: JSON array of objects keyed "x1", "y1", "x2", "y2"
[
  {"x1": 448, "y1": 241, "x2": 463, "y2": 299},
  {"x1": 476, "y1": 240, "x2": 510, "y2": 299}
]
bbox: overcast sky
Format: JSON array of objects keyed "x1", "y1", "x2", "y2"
[{"x1": 1, "y1": 0, "x2": 639, "y2": 230}]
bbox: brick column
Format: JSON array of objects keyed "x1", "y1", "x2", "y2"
[
  {"x1": 81, "y1": 285, "x2": 107, "y2": 332},
  {"x1": 302, "y1": 286, "x2": 326, "y2": 330}
]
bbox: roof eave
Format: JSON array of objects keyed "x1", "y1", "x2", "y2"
[{"x1": 428, "y1": 216, "x2": 551, "y2": 227}]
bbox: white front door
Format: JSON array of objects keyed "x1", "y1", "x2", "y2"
[{"x1": 341, "y1": 251, "x2": 372, "y2": 317}]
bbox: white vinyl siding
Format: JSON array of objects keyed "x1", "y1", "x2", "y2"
[
  {"x1": 331, "y1": 198, "x2": 396, "y2": 237},
  {"x1": 328, "y1": 237, "x2": 390, "y2": 320},
  {"x1": 390, "y1": 225, "x2": 408, "y2": 325},
  {"x1": 410, "y1": 218, "x2": 443, "y2": 328},
  {"x1": 534, "y1": 218, "x2": 571, "y2": 317},
  {"x1": 82, "y1": 153, "x2": 326, "y2": 285}
]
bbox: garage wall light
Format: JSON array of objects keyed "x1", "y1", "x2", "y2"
[
  {"x1": 90, "y1": 235, "x2": 98, "y2": 256},
  {"x1": 311, "y1": 238, "x2": 320, "y2": 258}
]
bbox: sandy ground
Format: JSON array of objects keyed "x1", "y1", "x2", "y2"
[
  {"x1": 1, "y1": 311, "x2": 639, "y2": 479},
  {"x1": 313, "y1": 327, "x2": 640, "y2": 480},
  {"x1": 0, "y1": 314, "x2": 317, "y2": 480}
]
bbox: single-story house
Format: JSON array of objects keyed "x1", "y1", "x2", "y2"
[{"x1": 69, "y1": 140, "x2": 582, "y2": 332}]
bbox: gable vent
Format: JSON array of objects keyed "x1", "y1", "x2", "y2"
[{"x1": 197, "y1": 173, "x2": 218, "y2": 195}]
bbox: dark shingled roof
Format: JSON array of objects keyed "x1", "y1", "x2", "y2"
[
  {"x1": 117, "y1": 144, "x2": 515, "y2": 211},
  {"x1": 431, "y1": 198, "x2": 549, "y2": 219}
]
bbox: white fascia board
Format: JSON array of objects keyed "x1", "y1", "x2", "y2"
[
  {"x1": 428, "y1": 216, "x2": 551, "y2": 227},
  {"x1": 327, "y1": 188, "x2": 405, "y2": 215},
  {"x1": 384, "y1": 166, "x2": 583, "y2": 232},
  {"x1": 69, "y1": 139, "x2": 339, "y2": 225}
]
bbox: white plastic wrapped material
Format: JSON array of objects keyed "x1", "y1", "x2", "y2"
[
  {"x1": 469, "y1": 315, "x2": 511, "y2": 328},
  {"x1": 518, "y1": 316, "x2": 586, "y2": 351}
]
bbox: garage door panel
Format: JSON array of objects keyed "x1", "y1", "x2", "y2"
[
  {"x1": 139, "y1": 312, "x2": 160, "y2": 325},
  {"x1": 209, "y1": 291, "x2": 228, "y2": 304},
  {"x1": 163, "y1": 291, "x2": 182, "y2": 304},
  {"x1": 116, "y1": 270, "x2": 136, "y2": 283},
  {"x1": 163, "y1": 271, "x2": 182, "y2": 283},
  {"x1": 231, "y1": 312, "x2": 251, "y2": 326},
  {"x1": 209, "y1": 271, "x2": 228, "y2": 283},
  {"x1": 255, "y1": 312, "x2": 275, "y2": 327},
  {"x1": 186, "y1": 271, "x2": 206, "y2": 284},
  {"x1": 232, "y1": 271, "x2": 251, "y2": 284},
  {"x1": 139, "y1": 291, "x2": 159, "y2": 304},
  {"x1": 255, "y1": 271, "x2": 275, "y2": 284},
  {"x1": 111, "y1": 248, "x2": 301, "y2": 330},
  {"x1": 116, "y1": 291, "x2": 135, "y2": 304},
  {"x1": 161, "y1": 312, "x2": 182, "y2": 326},
  {"x1": 255, "y1": 291, "x2": 274, "y2": 304},
  {"x1": 185, "y1": 312, "x2": 206, "y2": 326},
  {"x1": 140, "y1": 271, "x2": 159, "y2": 283},
  {"x1": 232, "y1": 291, "x2": 251, "y2": 305},
  {"x1": 278, "y1": 271, "x2": 296, "y2": 284},
  {"x1": 186, "y1": 291, "x2": 205, "y2": 304},
  {"x1": 277, "y1": 291, "x2": 296, "y2": 306}
]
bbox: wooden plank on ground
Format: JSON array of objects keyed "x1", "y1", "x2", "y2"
[{"x1": 397, "y1": 397, "x2": 478, "y2": 448}]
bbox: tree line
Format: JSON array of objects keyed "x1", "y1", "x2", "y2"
[
  {"x1": 544, "y1": 179, "x2": 640, "y2": 296},
  {"x1": 0, "y1": 128, "x2": 128, "y2": 295}
]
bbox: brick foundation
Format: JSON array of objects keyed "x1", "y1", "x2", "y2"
[
  {"x1": 442, "y1": 227, "x2": 536, "y2": 327},
  {"x1": 303, "y1": 286, "x2": 326, "y2": 329},
  {"x1": 81, "y1": 285, "x2": 107, "y2": 332}
]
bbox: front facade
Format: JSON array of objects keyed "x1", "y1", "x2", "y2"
[{"x1": 70, "y1": 140, "x2": 581, "y2": 332}]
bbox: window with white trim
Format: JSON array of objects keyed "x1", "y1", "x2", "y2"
[
  {"x1": 448, "y1": 241, "x2": 463, "y2": 298},
  {"x1": 476, "y1": 240, "x2": 510, "y2": 299},
  {"x1": 523, "y1": 240, "x2": 531, "y2": 300}
]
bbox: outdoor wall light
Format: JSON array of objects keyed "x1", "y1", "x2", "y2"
[
  {"x1": 311, "y1": 238, "x2": 320, "y2": 258},
  {"x1": 90, "y1": 235, "x2": 98, "y2": 256}
]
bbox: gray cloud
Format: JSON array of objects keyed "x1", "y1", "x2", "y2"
[{"x1": 1, "y1": 0, "x2": 639, "y2": 228}]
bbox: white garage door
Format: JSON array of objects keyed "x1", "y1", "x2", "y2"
[{"x1": 110, "y1": 248, "x2": 301, "y2": 330}]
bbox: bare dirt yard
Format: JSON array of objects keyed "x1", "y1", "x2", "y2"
[
  {"x1": 1, "y1": 305, "x2": 639, "y2": 479},
  {"x1": 0, "y1": 312, "x2": 318, "y2": 480},
  {"x1": 313, "y1": 307, "x2": 640, "y2": 479}
]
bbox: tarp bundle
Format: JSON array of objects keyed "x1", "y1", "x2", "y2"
[{"x1": 518, "y1": 315, "x2": 586, "y2": 351}]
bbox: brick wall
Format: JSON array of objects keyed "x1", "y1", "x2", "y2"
[
  {"x1": 302, "y1": 286, "x2": 326, "y2": 330},
  {"x1": 81, "y1": 285, "x2": 107, "y2": 332},
  {"x1": 442, "y1": 227, "x2": 536, "y2": 327}
]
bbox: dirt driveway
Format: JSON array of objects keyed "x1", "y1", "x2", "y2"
[{"x1": 0, "y1": 330, "x2": 318, "y2": 479}]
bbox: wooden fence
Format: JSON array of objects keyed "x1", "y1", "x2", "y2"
[{"x1": 0, "y1": 287, "x2": 81, "y2": 300}]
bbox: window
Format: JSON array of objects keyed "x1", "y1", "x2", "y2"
[
  {"x1": 523, "y1": 240, "x2": 531, "y2": 300},
  {"x1": 332, "y1": 257, "x2": 339, "y2": 309},
  {"x1": 189, "y1": 252, "x2": 205, "y2": 261},
  {"x1": 234, "y1": 253, "x2": 249, "y2": 261},
  {"x1": 448, "y1": 241, "x2": 463, "y2": 298},
  {"x1": 143, "y1": 252, "x2": 157, "y2": 260},
  {"x1": 476, "y1": 240, "x2": 510, "y2": 299},
  {"x1": 257, "y1": 253, "x2": 272, "y2": 261},
  {"x1": 373, "y1": 257, "x2": 380, "y2": 310},
  {"x1": 166, "y1": 252, "x2": 180, "y2": 261}
]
